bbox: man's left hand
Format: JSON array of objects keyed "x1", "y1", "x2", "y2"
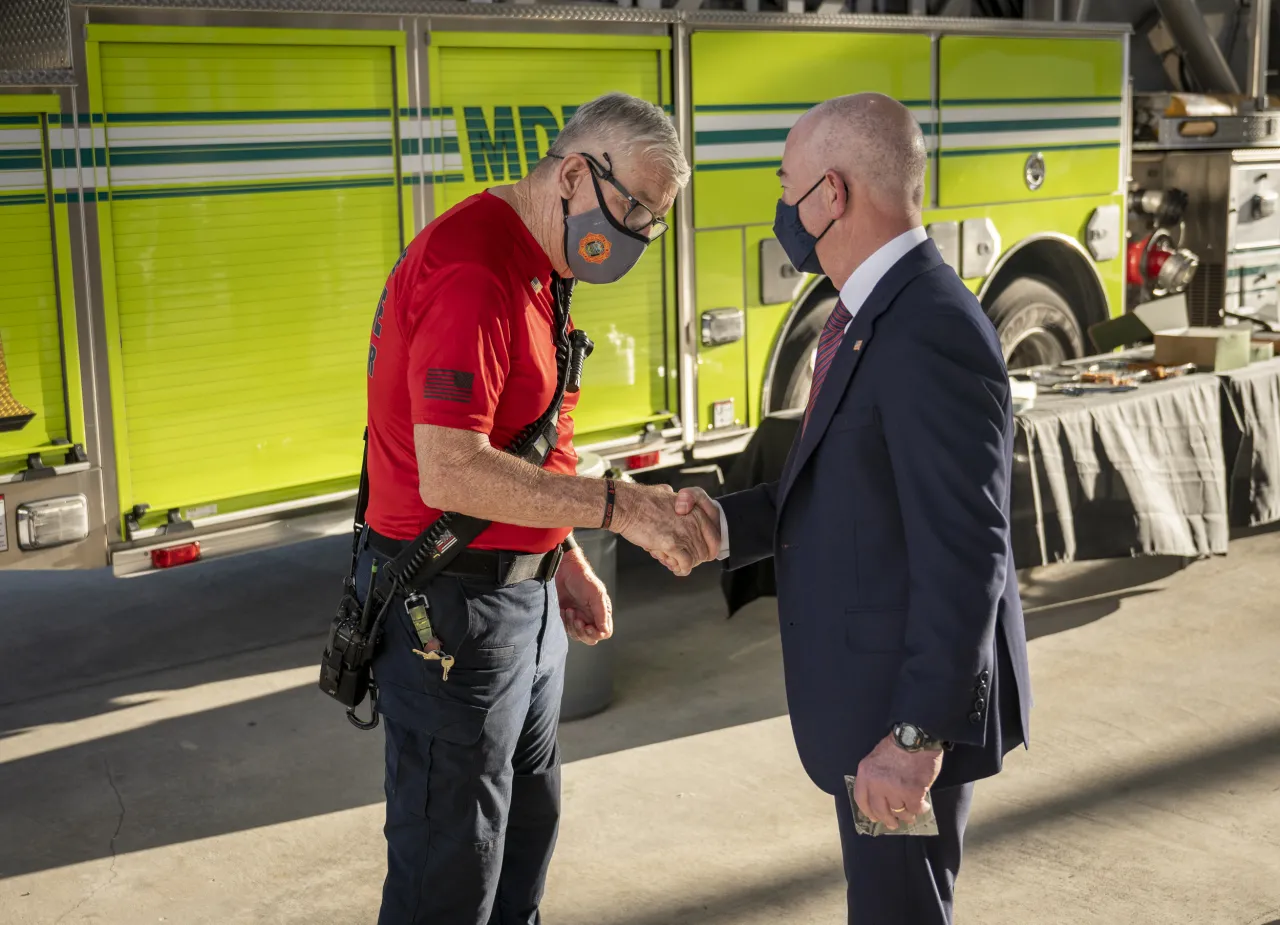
[
  {"x1": 853, "y1": 734, "x2": 944, "y2": 830},
  {"x1": 555, "y1": 547, "x2": 613, "y2": 645}
]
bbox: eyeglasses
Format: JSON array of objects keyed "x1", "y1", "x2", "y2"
[{"x1": 554, "y1": 151, "x2": 669, "y2": 240}]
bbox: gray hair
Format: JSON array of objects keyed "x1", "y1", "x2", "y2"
[{"x1": 546, "y1": 91, "x2": 690, "y2": 189}]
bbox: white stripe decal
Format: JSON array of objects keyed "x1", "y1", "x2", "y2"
[
  {"x1": 941, "y1": 103, "x2": 1123, "y2": 122},
  {"x1": 0, "y1": 130, "x2": 42, "y2": 148},
  {"x1": 942, "y1": 127, "x2": 1120, "y2": 149},
  {"x1": 694, "y1": 109, "x2": 931, "y2": 133},
  {"x1": 695, "y1": 112, "x2": 802, "y2": 132},
  {"x1": 107, "y1": 157, "x2": 397, "y2": 186},
  {"x1": 695, "y1": 141, "x2": 786, "y2": 162},
  {"x1": 403, "y1": 153, "x2": 466, "y2": 175},
  {"x1": 106, "y1": 121, "x2": 395, "y2": 144},
  {"x1": 51, "y1": 126, "x2": 94, "y2": 152},
  {"x1": 696, "y1": 136, "x2": 939, "y2": 163},
  {"x1": 0, "y1": 170, "x2": 46, "y2": 191}
]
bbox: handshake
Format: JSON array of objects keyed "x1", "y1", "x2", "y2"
[{"x1": 612, "y1": 483, "x2": 720, "y2": 576}]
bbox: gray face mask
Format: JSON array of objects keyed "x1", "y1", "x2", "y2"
[{"x1": 562, "y1": 171, "x2": 651, "y2": 285}]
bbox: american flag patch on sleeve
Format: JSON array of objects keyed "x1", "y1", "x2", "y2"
[{"x1": 423, "y1": 369, "x2": 475, "y2": 403}]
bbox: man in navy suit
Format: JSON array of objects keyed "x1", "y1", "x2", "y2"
[{"x1": 674, "y1": 93, "x2": 1032, "y2": 924}]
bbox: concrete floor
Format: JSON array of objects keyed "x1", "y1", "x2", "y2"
[{"x1": 1, "y1": 527, "x2": 1279, "y2": 925}]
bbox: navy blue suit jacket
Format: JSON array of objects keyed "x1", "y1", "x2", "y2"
[{"x1": 719, "y1": 239, "x2": 1031, "y2": 795}]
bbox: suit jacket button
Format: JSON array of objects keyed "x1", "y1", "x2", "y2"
[
  {"x1": 976, "y1": 681, "x2": 988, "y2": 693},
  {"x1": 968, "y1": 711, "x2": 982, "y2": 724},
  {"x1": 973, "y1": 697, "x2": 986, "y2": 711},
  {"x1": 979, "y1": 670, "x2": 990, "y2": 683}
]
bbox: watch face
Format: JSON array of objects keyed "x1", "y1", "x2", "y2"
[{"x1": 898, "y1": 724, "x2": 921, "y2": 748}]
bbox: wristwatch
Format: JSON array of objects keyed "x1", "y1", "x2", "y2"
[{"x1": 891, "y1": 722, "x2": 947, "y2": 752}]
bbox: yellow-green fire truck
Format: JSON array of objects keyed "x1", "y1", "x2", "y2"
[{"x1": 0, "y1": 0, "x2": 1130, "y2": 572}]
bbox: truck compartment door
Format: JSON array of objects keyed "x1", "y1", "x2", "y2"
[
  {"x1": 937, "y1": 36, "x2": 1125, "y2": 208},
  {"x1": 694, "y1": 230, "x2": 748, "y2": 434},
  {"x1": 429, "y1": 35, "x2": 674, "y2": 444},
  {"x1": 689, "y1": 30, "x2": 933, "y2": 230},
  {"x1": 91, "y1": 32, "x2": 403, "y2": 526},
  {"x1": 0, "y1": 102, "x2": 79, "y2": 478}
]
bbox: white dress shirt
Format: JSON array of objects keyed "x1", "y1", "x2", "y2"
[{"x1": 712, "y1": 225, "x2": 930, "y2": 560}]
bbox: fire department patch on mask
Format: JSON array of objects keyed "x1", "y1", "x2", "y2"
[
  {"x1": 578, "y1": 232, "x2": 611, "y2": 265},
  {"x1": 423, "y1": 369, "x2": 475, "y2": 404}
]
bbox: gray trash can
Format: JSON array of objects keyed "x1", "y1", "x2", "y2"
[{"x1": 559, "y1": 451, "x2": 616, "y2": 721}]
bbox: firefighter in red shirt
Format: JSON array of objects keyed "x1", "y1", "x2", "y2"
[{"x1": 357, "y1": 92, "x2": 717, "y2": 924}]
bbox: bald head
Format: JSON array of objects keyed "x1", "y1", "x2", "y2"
[{"x1": 791, "y1": 93, "x2": 927, "y2": 214}]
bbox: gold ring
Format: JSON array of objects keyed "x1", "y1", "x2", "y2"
[{"x1": 891, "y1": 806, "x2": 907, "y2": 814}]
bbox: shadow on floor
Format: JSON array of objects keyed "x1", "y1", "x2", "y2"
[
  {"x1": 0, "y1": 542, "x2": 785, "y2": 879},
  {"x1": 561, "y1": 722, "x2": 1280, "y2": 925},
  {"x1": 0, "y1": 534, "x2": 1216, "y2": 879}
]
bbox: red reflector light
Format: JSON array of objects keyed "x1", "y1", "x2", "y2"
[
  {"x1": 625, "y1": 451, "x2": 662, "y2": 470},
  {"x1": 151, "y1": 541, "x2": 201, "y2": 569}
]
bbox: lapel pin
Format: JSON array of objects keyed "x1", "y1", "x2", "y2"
[
  {"x1": 853, "y1": 339, "x2": 863, "y2": 351},
  {"x1": 531, "y1": 278, "x2": 543, "y2": 294}
]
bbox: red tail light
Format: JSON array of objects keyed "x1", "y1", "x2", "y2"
[
  {"x1": 624, "y1": 451, "x2": 662, "y2": 470},
  {"x1": 151, "y1": 541, "x2": 201, "y2": 569}
]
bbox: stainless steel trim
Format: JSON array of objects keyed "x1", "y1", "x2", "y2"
[
  {"x1": 112, "y1": 507, "x2": 356, "y2": 577},
  {"x1": 126, "y1": 488, "x2": 358, "y2": 540},
  {"x1": 0, "y1": 68, "x2": 77, "y2": 86},
  {"x1": 578, "y1": 425, "x2": 682, "y2": 455},
  {"x1": 673, "y1": 17, "x2": 698, "y2": 448},
  {"x1": 685, "y1": 10, "x2": 1128, "y2": 33},
  {"x1": 1120, "y1": 37, "x2": 1131, "y2": 193},
  {"x1": 0, "y1": 461, "x2": 92, "y2": 485},
  {"x1": 411, "y1": 15, "x2": 427, "y2": 231},
  {"x1": 975, "y1": 230, "x2": 1109, "y2": 305},
  {"x1": 73, "y1": 0, "x2": 1132, "y2": 34},
  {"x1": 1250, "y1": 0, "x2": 1272, "y2": 109},
  {"x1": 79, "y1": 0, "x2": 677, "y2": 20},
  {"x1": 929, "y1": 32, "x2": 939, "y2": 210},
  {"x1": 690, "y1": 431, "x2": 753, "y2": 459}
]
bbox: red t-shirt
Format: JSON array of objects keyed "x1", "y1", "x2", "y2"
[{"x1": 364, "y1": 191, "x2": 578, "y2": 553}]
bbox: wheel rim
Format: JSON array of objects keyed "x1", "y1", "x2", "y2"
[
  {"x1": 1005, "y1": 324, "x2": 1070, "y2": 370},
  {"x1": 783, "y1": 346, "x2": 817, "y2": 409}
]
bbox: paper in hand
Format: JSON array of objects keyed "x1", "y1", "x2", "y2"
[{"x1": 844, "y1": 775, "x2": 939, "y2": 837}]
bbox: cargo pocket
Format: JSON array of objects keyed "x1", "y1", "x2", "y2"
[
  {"x1": 386, "y1": 720, "x2": 430, "y2": 818},
  {"x1": 377, "y1": 680, "x2": 490, "y2": 746}
]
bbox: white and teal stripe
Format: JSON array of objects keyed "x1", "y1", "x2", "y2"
[
  {"x1": 692, "y1": 101, "x2": 935, "y2": 171},
  {"x1": 0, "y1": 128, "x2": 45, "y2": 195},
  {"x1": 940, "y1": 97, "x2": 1122, "y2": 154},
  {"x1": 398, "y1": 107, "x2": 465, "y2": 184},
  {"x1": 21, "y1": 106, "x2": 468, "y2": 203}
]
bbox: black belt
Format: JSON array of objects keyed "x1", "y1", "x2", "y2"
[{"x1": 366, "y1": 528, "x2": 563, "y2": 590}]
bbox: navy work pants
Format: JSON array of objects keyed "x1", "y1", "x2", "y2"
[
  {"x1": 356, "y1": 543, "x2": 568, "y2": 925},
  {"x1": 834, "y1": 782, "x2": 974, "y2": 925}
]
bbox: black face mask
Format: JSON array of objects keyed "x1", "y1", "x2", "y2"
[{"x1": 772, "y1": 175, "x2": 839, "y2": 275}]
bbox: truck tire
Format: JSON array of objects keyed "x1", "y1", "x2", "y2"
[
  {"x1": 985, "y1": 276, "x2": 1085, "y2": 370},
  {"x1": 771, "y1": 294, "x2": 836, "y2": 412}
]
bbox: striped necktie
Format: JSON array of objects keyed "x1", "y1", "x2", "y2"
[{"x1": 803, "y1": 298, "x2": 853, "y2": 433}]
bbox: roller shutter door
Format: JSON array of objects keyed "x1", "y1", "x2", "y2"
[
  {"x1": 433, "y1": 42, "x2": 672, "y2": 438},
  {"x1": 97, "y1": 37, "x2": 402, "y2": 519},
  {"x1": 0, "y1": 110, "x2": 69, "y2": 476}
]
